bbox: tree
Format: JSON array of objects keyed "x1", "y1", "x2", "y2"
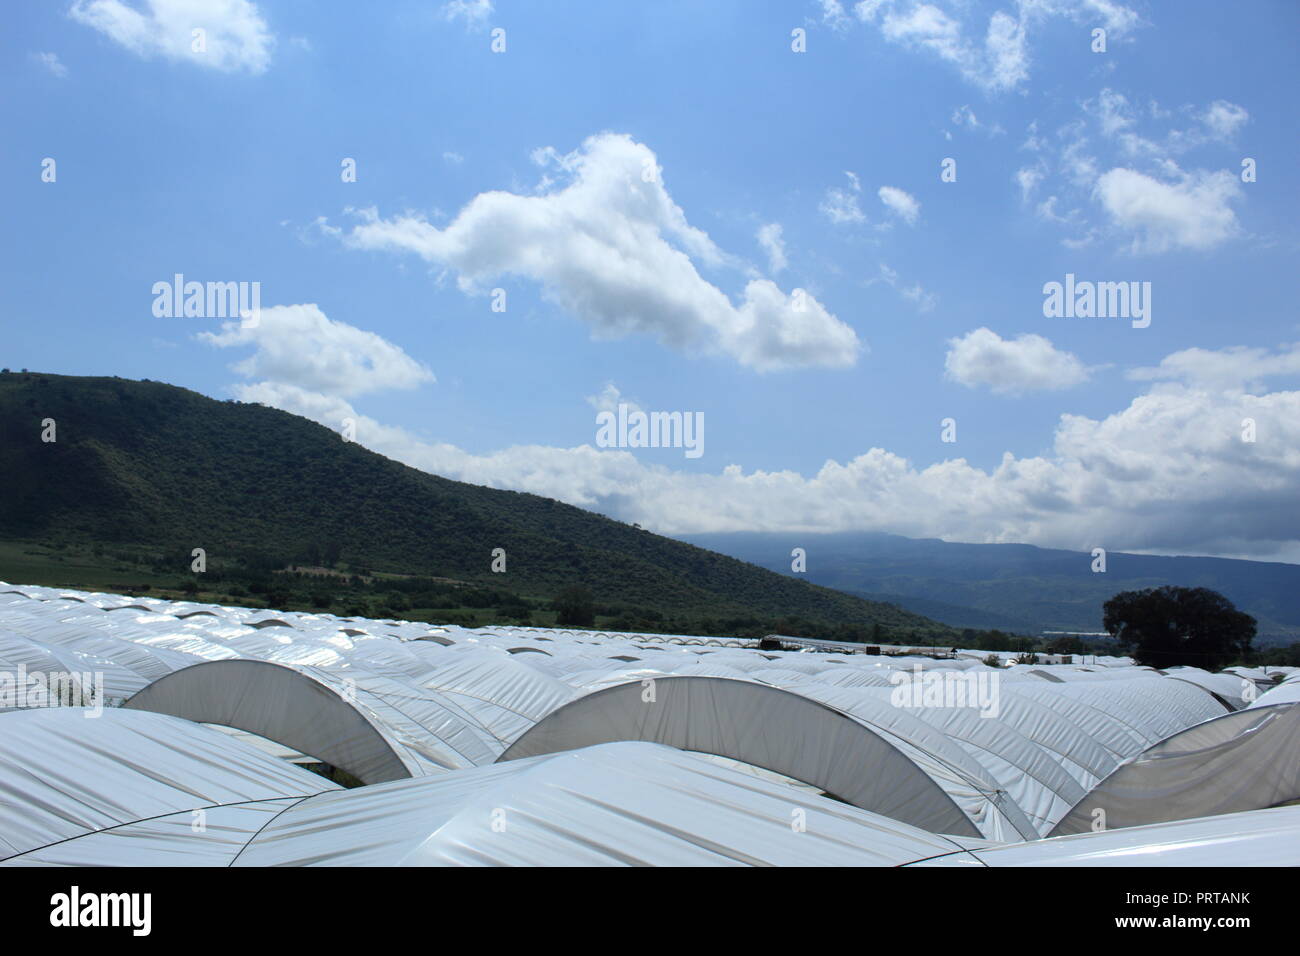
[
  {"x1": 553, "y1": 585, "x2": 595, "y2": 627},
  {"x1": 1046, "y1": 635, "x2": 1086, "y2": 656},
  {"x1": 1103, "y1": 586, "x2": 1255, "y2": 670}
]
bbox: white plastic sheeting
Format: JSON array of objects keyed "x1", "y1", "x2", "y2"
[
  {"x1": 501, "y1": 675, "x2": 1015, "y2": 839},
  {"x1": 1162, "y1": 666, "x2": 1254, "y2": 711},
  {"x1": 1049, "y1": 697, "x2": 1300, "y2": 835},
  {"x1": 916, "y1": 805, "x2": 1300, "y2": 867},
  {"x1": 232, "y1": 742, "x2": 992, "y2": 867},
  {"x1": 0, "y1": 708, "x2": 338, "y2": 862},
  {"x1": 0, "y1": 712, "x2": 989, "y2": 867},
  {"x1": 0, "y1": 582, "x2": 1259, "y2": 846},
  {"x1": 502, "y1": 674, "x2": 1222, "y2": 839}
]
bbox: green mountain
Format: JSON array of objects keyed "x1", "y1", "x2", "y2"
[
  {"x1": 679, "y1": 531, "x2": 1300, "y2": 646},
  {"x1": 0, "y1": 371, "x2": 948, "y2": 638}
]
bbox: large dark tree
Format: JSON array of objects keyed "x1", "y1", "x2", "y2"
[
  {"x1": 1103, "y1": 586, "x2": 1255, "y2": 670},
  {"x1": 552, "y1": 585, "x2": 596, "y2": 627}
]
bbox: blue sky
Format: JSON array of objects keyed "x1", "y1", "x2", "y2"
[{"x1": 5, "y1": 0, "x2": 1300, "y2": 561}]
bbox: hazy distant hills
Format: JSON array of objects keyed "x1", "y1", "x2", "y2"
[{"x1": 680, "y1": 531, "x2": 1300, "y2": 645}]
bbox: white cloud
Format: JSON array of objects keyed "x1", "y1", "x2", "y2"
[
  {"x1": 820, "y1": 0, "x2": 854, "y2": 30},
  {"x1": 1023, "y1": 91, "x2": 1251, "y2": 252},
  {"x1": 1129, "y1": 343, "x2": 1300, "y2": 393},
  {"x1": 442, "y1": 151, "x2": 464, "y2": 165},
  {"x1": 878, "y1": 185, "x2": 920, "y2": 225},
  {"x1": 945, "y1": 328, "x2": 1090, "y2": 394},
  {"x1": 1015, "y1": 164, "x2": 1044, "y2": 200},
  {"x1": 820, "y1": 171, "x2": 866, "y2": 224},
  {"x1": 585, "y1": 383, "x2": 642, "y2": 415},
  {"x1": 849, "y1": 1, "x2": 1139, "y2": 91},
  {"x1": 210, "y1": 309, "x2": 1300, "y2": 560},
  {"x1": 198, "y1": 303, "x2": 434, "y2": 398},
  {"x1": 332, "y1": 133, "x2": 861, "y2": 371},
  {"x1": 70, "y1": 0, "x2": 274, "y2": 73},
  {"x1": 243, "y1": 364, "x2": 1300, "y2": 561},
  {"x1": 441, "y1": 0, "x2": 492, "y2": 29},
  {"x1": 32, "y1": 52, "x2": 68, "y2": 77},
  {"x1": 1201, "y1": 100, "x2": 1249, "y2": 141},
  {"x1": 1086, "y1": 89, "x2": 1250, "y2": 157},
  {"x1": 1095, "y1": 166, "x2": 1243, "y2": 253},
  {"x1": 756, "y1": 223, "x2": 788, "y2": 273}
]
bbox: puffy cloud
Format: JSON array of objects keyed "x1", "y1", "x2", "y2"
[
  {"x1": 212, "y1": 309, "x2": 1300, "y2": 560},
  {"x1": 241, "y1": 370, "x2": 1300, "y2": 562},
  {"x1": 1095, "y1": 166, "x2": 1242, "y2": 253},
  {"x1": 1129, "y1": 343, "x2": 1300, "y2": 393},
  {"x1": 199, "y1": 303, "x2": 434, "y2": 398},
  {"x1": 878, "y1": 186, "x2": 920, "y2": 225},
  {"x1": 335, "y1": 133, "x2": 860, "y2": 371},
  {"x1": 945, "y1": 327, "x2": 1090, "y2": 394},
  {"x1": 69, "y1": 0, "x2": 274, "y2": 73},
  {"x1": 1022, "y1": 91, "x2": 1251, "y2": 252}
]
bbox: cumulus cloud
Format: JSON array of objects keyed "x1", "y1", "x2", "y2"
[
  {"x1": 756, "y1": 223, "x2": 788, "y2": 273},
  {"x1": 1095, "y1": 166, "x2": 1243, "y2": 253},
  {"x1": 69, "y1": 0, "x2": 274, "y2": 73},
  {"x1": 198, "y1": 303, "x2": 434, "y2": 398},
  {"x1": 333, "y1": 133, "x2": 861, "y2": 371},
  {"x1": 1129, "y1": 343, "x2": 1300, "y2": 393},
  {"x1": 878, "y1": 185, "x2": 920, "y2": 225},
  {"x1": 945, "y1": 328, "x2": 1090, "y2": 394},
  {"x1": 206, "y1": 307, "x2": 1300, "y2": 560},
  {"x1": 1023, "y1": 91, "x2": 1251, "y2": 252},
  {"x1": 241, "y1": 363, "x2": 1300, "y2": 561}
]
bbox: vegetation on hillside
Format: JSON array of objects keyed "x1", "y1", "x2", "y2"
[{"x1": 0, "y1": 371, "x2": 952, "y2": 641}]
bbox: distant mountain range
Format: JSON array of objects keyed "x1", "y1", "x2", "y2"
[
  {"x1": 0, "y1": 372, "x2": 946, "y2": 638},
  {"x1": 679, "y1": 531, "x2": 1300, "y2": 646}
]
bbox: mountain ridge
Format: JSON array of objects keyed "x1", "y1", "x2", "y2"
[
  {"x1": 0, "y1": 371, "x2": 948, "y2": 638},
  {"x1": 679, "y1": 530, "x2": 1300, "y2": 645}
]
